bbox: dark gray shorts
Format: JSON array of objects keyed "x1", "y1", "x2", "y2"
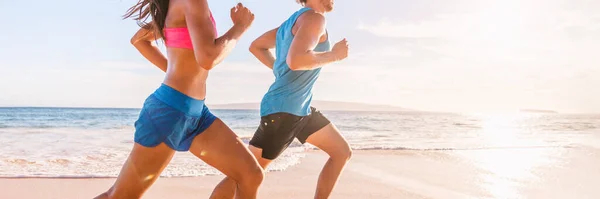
[{"x1": 249, "y1": 107, "x2": 330, "y2": 160}]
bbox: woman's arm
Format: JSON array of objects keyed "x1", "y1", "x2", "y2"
[
  {"x1": 130, "y1": 24, "x2": 168, "y2": 72},
  {"x1": 184, "y1": 1, "x2": 254, "y2": 70}
]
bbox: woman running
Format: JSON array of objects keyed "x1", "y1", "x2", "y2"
[
  {"x1": 210, "y1": 0, "x2": 352, "y2": 198},
  {"x1": 94, "y1": 1, "x2": 263, "y2": 199}
]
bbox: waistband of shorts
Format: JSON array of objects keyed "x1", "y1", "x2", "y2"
[{"x1": 152, "y1": 83, "x2": 206, "y2": 117}]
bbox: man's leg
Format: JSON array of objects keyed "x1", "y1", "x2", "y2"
[
  {"x1": 304, "y1": 123, "x2": 352, "y2": 199},
  {"x1": 209, "y1": 113, "x2": 298, "y2": 199}
]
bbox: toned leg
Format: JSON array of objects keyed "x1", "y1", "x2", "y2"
[
  {"x1": 209, "y1": 112, "x2": 304, "y2": 198},
  {"x1": 189, "y1": 119, "x2": 264, "y2": 199},
  {"x1": 94, "y1": 143, "x2": 176, "y2": 199},
  {"x1": 209, "y1": 145, "x2": 273, "y2": 199},
  {"x1": 305, "y1": 123, "x2": 352, "y2": 199}
]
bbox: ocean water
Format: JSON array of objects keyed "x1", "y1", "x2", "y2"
[{"x1": 0, "y1": 107, "x2": 599, "y2": 178}]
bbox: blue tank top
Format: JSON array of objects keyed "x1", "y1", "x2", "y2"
[{"x1": 260, "y1": 7, "x2": 331, "y2": 117}]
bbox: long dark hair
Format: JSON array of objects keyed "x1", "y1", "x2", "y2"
[{"x1": 123, "y1": 0, "x2": 170, "y2": 40}]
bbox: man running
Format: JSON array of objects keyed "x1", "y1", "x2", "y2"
[{"x1": 211, "y1": 0, "x2": 351, "y2": 198}]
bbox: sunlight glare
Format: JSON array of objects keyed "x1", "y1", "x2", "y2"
[{"x1": 470, "y1": 113, "x2": 555, "y2": 199}]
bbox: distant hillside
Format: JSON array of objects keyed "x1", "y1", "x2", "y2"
[
  {"x1": 520, "y1": 109, "x2": 558, "y2": 113},
  {"x1": 208, "y1": 100, "x2": 414, "y2": 112}
]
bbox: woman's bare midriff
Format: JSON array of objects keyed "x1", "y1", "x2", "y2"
[{"x1": 162, "y1": 48, "x2": 209, "y2": 100}]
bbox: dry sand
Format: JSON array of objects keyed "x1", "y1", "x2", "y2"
[{"x1": 1, "y1": 149, "x2": 599, "y2": 199}]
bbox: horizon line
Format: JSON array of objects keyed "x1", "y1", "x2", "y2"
[
  {"x1": 0, "y1": 106, "x2": 590, "y2": 115},
  {"x1": 0, "y1": 100, "x2": 410, "y2": 110}
]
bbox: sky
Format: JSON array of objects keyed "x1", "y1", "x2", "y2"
[{"x1": 0, "y1": 0, "x2": 599, "y2": 113}]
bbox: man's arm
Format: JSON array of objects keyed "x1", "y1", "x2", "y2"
[
  {"x1": 249, "y1": 27, "x2": 278, "y2": 69},
  {"x1": 286, "y1": 12, "x2": 348, "y2": 71}
]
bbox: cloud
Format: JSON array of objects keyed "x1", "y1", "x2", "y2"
[
  {"x1": 3, "y1": 0, "x2": 600, "y2": 113},
  {"x1": 357, "y1": 0, "x2": 600, "y2": 67},
  {"x1": 332, "y1": 0, "x2": 600, "y2": 113},
  {"x1": 358, "y1": 0, "x2": 600, "y2": 41}
]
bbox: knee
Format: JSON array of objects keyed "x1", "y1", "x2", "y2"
[
  {"x1": 238, "y1": 164, "x2": 264, "y2": 187},
  {"x1": 333, "y1": 147, "x2": 353, "y2": 162},
  {"x1": 343, "y1": 148, "x2": 353, "y2": 161}
]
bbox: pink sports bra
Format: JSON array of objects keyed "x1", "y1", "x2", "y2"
[{"x1": 163, "y1": 13, "x2": 217, "y2": 50}]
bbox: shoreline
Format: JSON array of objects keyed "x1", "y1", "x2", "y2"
[
  {"x1": 1, "y1": 149, "x2": 599, "y2": 199},
  {"x1": 0, "y1": 150, "x2": 425, "y2": 199}
]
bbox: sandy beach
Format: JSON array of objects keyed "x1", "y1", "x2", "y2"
[
  {"x1": 0, "y1": 151, "x2": 423, "y2": 199},
  {"x1": 2, "y1": 148, "x2": 599, "y2": 199}
]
